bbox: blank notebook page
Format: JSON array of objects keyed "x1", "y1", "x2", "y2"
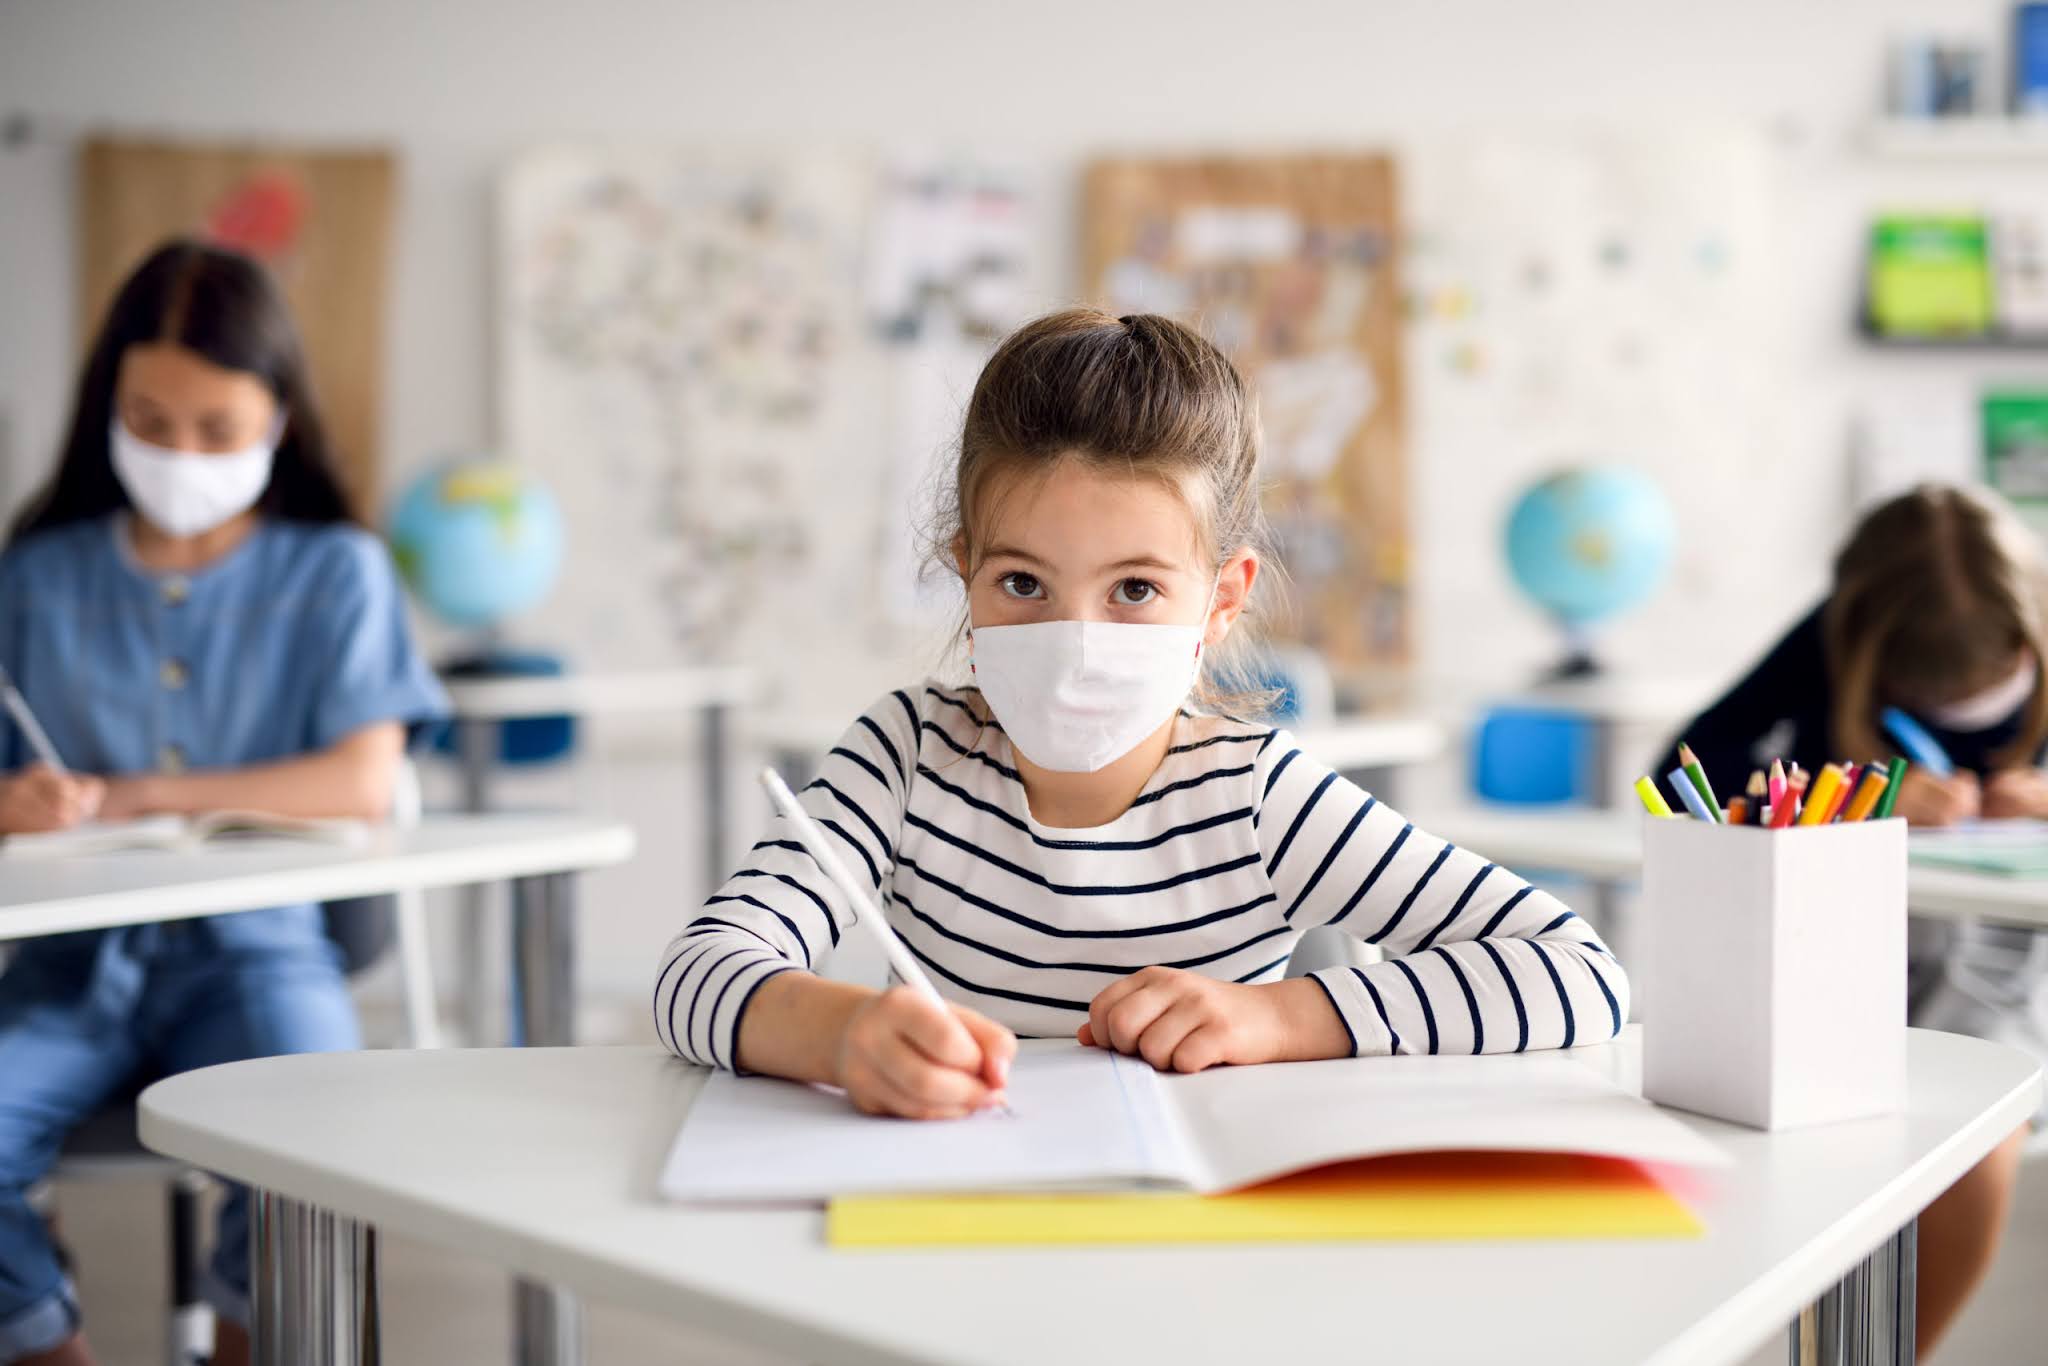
[{"x1": 661, "y1": 1043, "x2": 1191, "y2": 1203}]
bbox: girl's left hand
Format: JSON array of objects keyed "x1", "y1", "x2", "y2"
[
  {"x1": 1079, "y1": 967, "x2": 1348, "y2": 1073},
  {"x1": 1983, "y1": 768, "x2": 2048, "y2": 820}
]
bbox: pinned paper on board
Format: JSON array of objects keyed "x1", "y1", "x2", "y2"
[
  {"x1": 499, "y1": 148, "x2": 879, "y2": 667},
  {"x1": 498, "y1": 149, "x2": 1042, "y2": 676},
  {"x1": 1083, "y1": 155, "x2": 1409, "y2": 679}
]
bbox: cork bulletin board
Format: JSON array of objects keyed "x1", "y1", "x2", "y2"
[
  {"x1": 78, "y1": 136, "x2": 396, "y2": 511},
  {"x1": 1084, "y1": 155, "x2": 1407, "y2": 679}
]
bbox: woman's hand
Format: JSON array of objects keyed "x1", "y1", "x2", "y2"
[
  {"x1": 1080, "y1": 967, "x2": 1350, "y2": 1073},
  {"x1": 1983, "y1": 768, "x2": 2048, "y2": 820},
  {"x1": 834, "y1": 986, "x2": 1016, "y2": 1120},
  {"x1": 93, "y1": 774, "x2": 162, "y2": 823},
  {"x1": 1893, "y1": 767, "x2": 1981, "y2": 828},
  {"x1": 0, "y1": 763, "x2": 106, "y2": 833}
]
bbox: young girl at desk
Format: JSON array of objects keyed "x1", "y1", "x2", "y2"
[
  {"x1": 656, "y1": 308, "x2": 1626, "y2": 1119},
  {"x1": 1655, "y1": 483, "x2": 2048, "y2": 1357},
  {"x1": 0, "y1": 241, "x2": 443, "y2": 1366}
]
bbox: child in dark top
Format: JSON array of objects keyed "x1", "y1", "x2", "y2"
[{"x1": 1656, "y1": 484, "x2": 2046, "y2": 1357}]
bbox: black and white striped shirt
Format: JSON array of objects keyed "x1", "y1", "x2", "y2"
[{"x1": 655, "y1": 683, "x2": 1628, "y2": 1069}]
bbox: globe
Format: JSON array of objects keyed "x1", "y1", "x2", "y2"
[
  {"x1": 388, "y1": 461, "x2": 564, "y2": 629},
  {"x1": 1504, "y1": 467, "x2": 1674, "y2": 629}
]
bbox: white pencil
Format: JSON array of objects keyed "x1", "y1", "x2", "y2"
[
  {"x1": 0, "y1": 666, "x2": 66, "y2": 775},
  {"x1": 758, "y1": 766, "x2": 941, "y2": 1002}
]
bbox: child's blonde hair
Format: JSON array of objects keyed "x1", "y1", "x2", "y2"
[
  {"x1": 1827, "y1": 483, "x2": 2048, "y2": 766},
  {"x1": 928, "y1": 307, "x2": 1280, "y2": 717}
]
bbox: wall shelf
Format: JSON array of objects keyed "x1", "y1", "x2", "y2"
[
  {"x1": 1862, "y1": 116, "x2": 2048, "y2": 162},
  {"x1": 1856, "y1": 325, "x2": 2048, "y2": 353}
]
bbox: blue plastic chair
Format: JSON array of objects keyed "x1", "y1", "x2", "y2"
[{"x1": 1470, "y1": 706, "x2": 1597, "y2": 805}]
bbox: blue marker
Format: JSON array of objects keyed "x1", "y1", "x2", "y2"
[
  {"x1": 1666, "y1": 766, "x2": 1718, "y2": 821},
  {"x1": 1880, "y1": 707, "x2": 1954, "y2": 778}
]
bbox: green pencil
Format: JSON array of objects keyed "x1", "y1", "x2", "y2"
[
  {"x1": 1677, "y1": 743, "x2": 1723, "y2": 824},
  {"x1": 1873, "y1": 756, "x2": 1909, "y2": 819}
]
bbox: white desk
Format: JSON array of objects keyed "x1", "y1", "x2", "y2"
[
  {"x1": 441, "y1": 666, "x2": 748, "y2": 884},
  {"x1": 1414, "y1": 807, "x2": 2048, "y2": 929},
  {"x1": 140, "y1": 1029, "x2": 2040, "y2": 1366},
  {"x1": 3, "y1": 813, "x2": 636, "y2": 1366},
  {"x1": 442, "y1": 668, "x2": 749, "y2": 1048},
  {"x1": 756, "y1": 710, "x2": 1447, "y2": 797},
  {"x1": 0, "y1": 814, "x2": 632, "y2": 942}
]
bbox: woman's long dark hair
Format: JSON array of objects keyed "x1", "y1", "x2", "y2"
[{"x1": 8, "y1": 239, "x2": 356, "y2": 545}]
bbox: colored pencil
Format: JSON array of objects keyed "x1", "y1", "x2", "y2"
[
  {"x1": 1823, "y1": 764, "x2": 1860, "y2": 824},
  {"x1": 1873, "y1": 757, "x2": 1909, "y2": 820},
  {"x1": 1843, "y1": 770, "x2": 1890, "y2": 822},
  {"x1": 1726, "y1": 796, "x2": 1749, "y2": 825},
  {"x1": 1667, "y1": 766, "x2": 1717, "y2": 821},
  {"x1": 1767, "y1": 759, "x2": 1787, "y2": 813},
  {"x1": 1798, "y1": 764, "x2": 1845, "y2": 826},
  {"x1": 1677, "y1": 743, "x2": 1722, "y2": 824},
  {"x1": 1745, "y1": 770, "x2": 1768, "y2": 826},
  {"x1": 1633, "y1": 775, "x2": 1674, "y2": 817}
]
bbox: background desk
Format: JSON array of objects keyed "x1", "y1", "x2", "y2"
[
  {"x1": 1413, "y1": 807, "x2": 2048, "y2": 929},
  {"x1": 3, "y1": 814, "x2": 636, "y2": 1366},
  {"x1": 755, "y1": 709, "x2": 1448, "y2": 801},
  {"x1": 442, "y1": 667, "x2": 748, "y2": 1043},
  {"x1": 141, "y1": 1029, "x2": 2040, "y2": 1366}
]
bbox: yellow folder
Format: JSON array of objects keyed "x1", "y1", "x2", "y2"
[{"x1": 828, "y1": 1152, "x2": 1701, "y2": 1249}]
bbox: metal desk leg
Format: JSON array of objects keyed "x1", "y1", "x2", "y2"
[
  {"x1": 509, "y1": 871, "x2": 583, "y2": 1366},
  {"x1": 250, "y1": 1189, "x2": 379, "y2": 1366},
  {"x1": 458, "y1": 717, "x2": 499, "y2": 1047},
  {"x1": 701, "y1": 702, "x2": 730, "y2": 898},
  {"x1": 1789, "y1": 1220, "x2": 1917, "y2": 1365}
]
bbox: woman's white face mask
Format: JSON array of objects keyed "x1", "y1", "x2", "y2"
[
  {"x1": 1926, "y1": 657, "x2": 2040, "y2": 733},
  {"x1": 110, "y1": 417, "x2": 277, "y2": 538},
  {"x1": 970, "y1": 617, "x2": 1206, "y2": 772}
]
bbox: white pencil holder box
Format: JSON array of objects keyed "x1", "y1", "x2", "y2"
[{"x1": 1641, "y1": 816, "x2": 1906, "y2": 1131}]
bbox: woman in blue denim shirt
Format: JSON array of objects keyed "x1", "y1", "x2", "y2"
[{"x1": 0, "y1": 241, "x2": 445, "y2": 1366}]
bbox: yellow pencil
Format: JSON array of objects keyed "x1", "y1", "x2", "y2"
[
  {"x1": 1633, "y1": 775, "x2": 1674, "y2": 817},
  {"x1": 1797, "y1": 764, "x2": 1845, "y2": 827}
]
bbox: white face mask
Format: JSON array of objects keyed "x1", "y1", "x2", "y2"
[
  {"x1": 1926, "y1": 658, "x2": 2039, "y2": 732},
  {"x1": 970, "y1": 618, "x2": 1206, "y2": 773},
  {"x1": 109, "y1": 417, "x2": 277, "y2": 538}
]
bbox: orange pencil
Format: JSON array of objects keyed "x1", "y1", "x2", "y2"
[
  {"x1": 1726, "y1": 796, "x2": 1749, "y2": 825},
  {"x1": 1843, "y1": 770, "x2": 1890, "y2": 822}
]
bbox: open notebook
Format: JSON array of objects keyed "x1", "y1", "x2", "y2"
[
  {"x1": 660, "y1": 1041, "x2": 1728, "y2": 1203},
  {"x1": 1, "y1": 812, "x2": 372, "y2": 859},
  {"x1": 1910, "y1": 819, "x2": 2048, "y2": 878}
]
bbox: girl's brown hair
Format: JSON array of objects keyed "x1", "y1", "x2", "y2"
[
  {"x1": 929, "y1": 307, "x2": 1279, "y2": 715},
  {"x1": 1826, "y1": 483, "x2": 2048, "y2": 766}
]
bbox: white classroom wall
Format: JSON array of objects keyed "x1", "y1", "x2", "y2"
[{"x1": 1, "y1": 0, "x2": 2041, "y2": 1015}]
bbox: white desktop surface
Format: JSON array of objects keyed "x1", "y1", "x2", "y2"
[
  {"x1": 140, "y1": 1029, "x2": 2038, "y2": 1366},
  {"x1": 0, "y1": 814, "x2": 635, "y2": 940}
]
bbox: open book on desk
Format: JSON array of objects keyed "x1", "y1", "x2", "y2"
[
  {"x1": 661, "y1": 1041, "x2": 1729, "y2": 1204},
  {"x1": 1, "y1": 811, "x2": 372, "y2": 859},
  {"x1": 1910, "y1": 819, "x2": 2048, "y2": 877}
]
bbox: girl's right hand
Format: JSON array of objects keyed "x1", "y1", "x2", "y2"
[
  {"x1": 834, "y1": 986, "x2": 1017, "y2": 1120},
  {"x1": 1893, "y1": 767, "x2": 1980, "y2": 828},
  {"x1": 0, "y1": 763, "x2": 106, "y2": 834}
]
